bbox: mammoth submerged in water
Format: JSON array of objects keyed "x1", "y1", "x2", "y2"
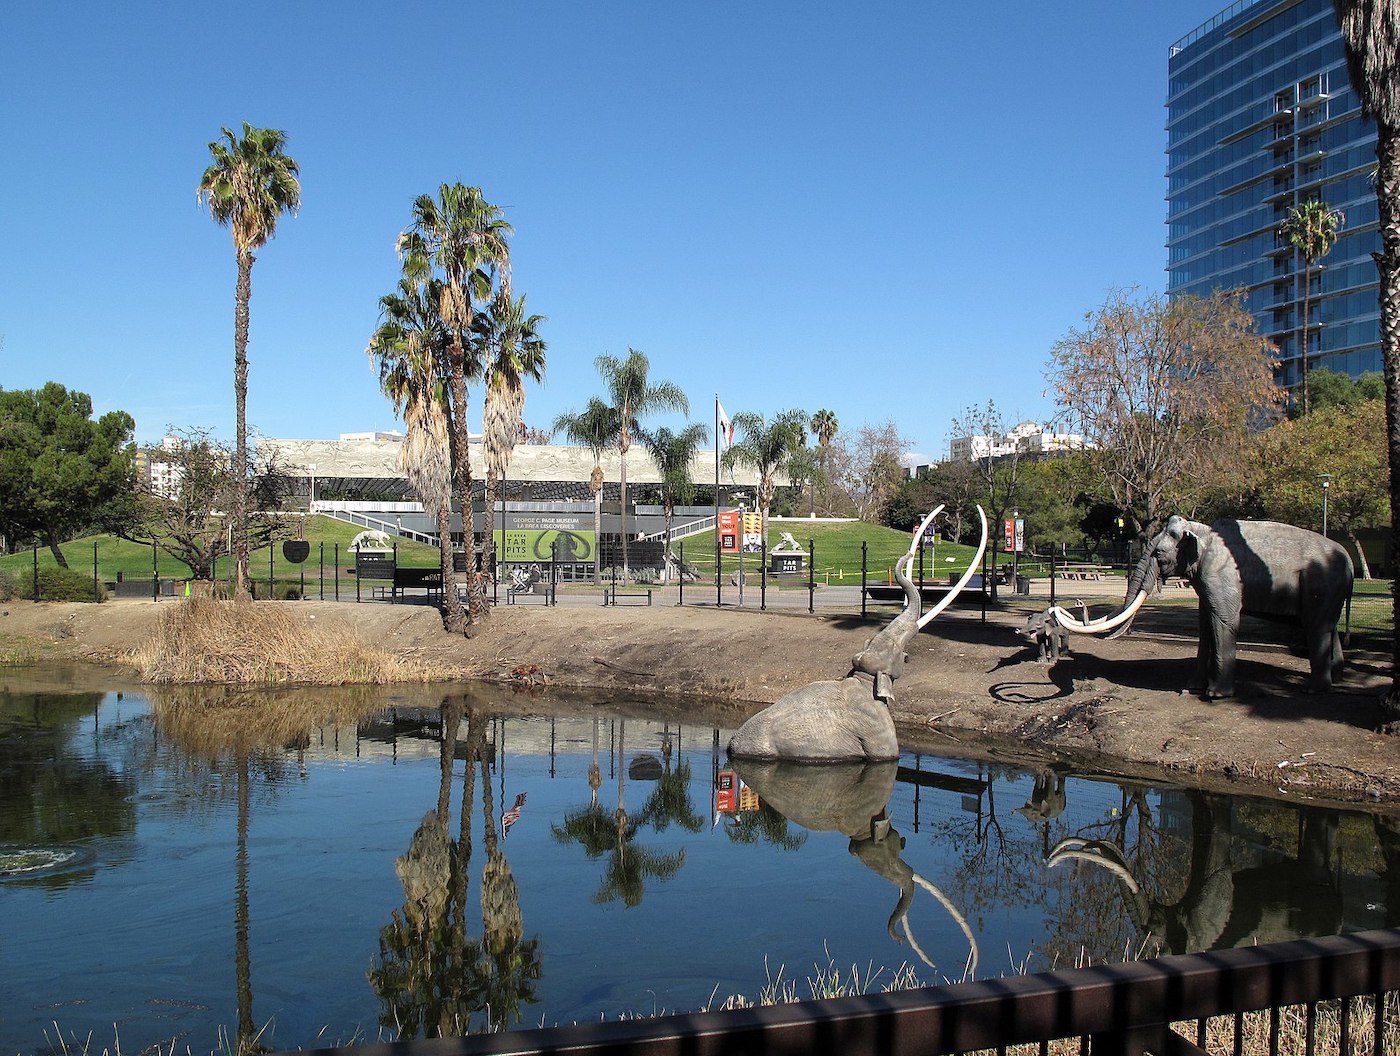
[{"x1": 728, "y1": 505, "x2": 988, "y2": 763}]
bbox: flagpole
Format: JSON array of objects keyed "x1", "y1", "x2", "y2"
[{"x1": 715, "y1": 393, "x2": 721, "y2": 607}]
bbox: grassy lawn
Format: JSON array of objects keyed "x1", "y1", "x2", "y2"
[{"x1": 670, "y1": 520, "x2": 984, "y2": 586}]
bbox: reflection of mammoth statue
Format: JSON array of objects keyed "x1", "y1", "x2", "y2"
[
  {"x1": 1053, "y1": 517, "x2": 1353, "y2": 698},
  {"x1": 1048, "y1": 793, "x2": 1342, "y2": 955},
  {"x1": 732, "y1": 758, "x2": 977, "y2": 972},
  {"x1": 728, "y1": 506, "x2": 988, "y2": 762}
]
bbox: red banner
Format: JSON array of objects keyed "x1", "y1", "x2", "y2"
[{"x1": 719, "y1": 511, "x2": 740, "y2": 555}]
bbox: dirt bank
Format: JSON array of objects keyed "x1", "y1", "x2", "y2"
[{"x1": 3, "y1": 595, "x2": 1397, "y2": 810}]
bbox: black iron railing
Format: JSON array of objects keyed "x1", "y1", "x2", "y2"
[{"x1": 300, "y1": 929, "x2": 1400, "y2": 1056}]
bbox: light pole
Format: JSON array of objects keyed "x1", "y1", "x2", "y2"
[
  {"x1": 308, "y1": 463, "x2": 316, "y2": 512},
  {"x1": 1320, "y1": 474, "x2": 1331, "y2": 537}
]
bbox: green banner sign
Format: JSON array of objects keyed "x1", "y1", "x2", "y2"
[{"x1": 494, "y1": 527, "x2": 596, "y2": 563}]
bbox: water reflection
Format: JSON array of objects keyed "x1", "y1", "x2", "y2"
[
  {"x1": 369, "y1": 699, "x2": 542, "y2": 1037},
  {"x1": 732, "y1": 759, "x2": 979, "y2": 974}
]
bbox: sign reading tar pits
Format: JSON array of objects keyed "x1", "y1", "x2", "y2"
[{"x1": 494, "y1": 514, "x2": 595, "y2": 563}]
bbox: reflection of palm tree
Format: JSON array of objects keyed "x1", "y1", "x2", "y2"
[
  {"x1": 638, "y1": 758, "x2": 705, "y2": 834},
  {"x1": 723, "y1": 802, "x2": 807, "y2": 851},
  {"x1": 234, "y1": 752, "x2": 256, "y2": 1053}
]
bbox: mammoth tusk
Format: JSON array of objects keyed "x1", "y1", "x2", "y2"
[
  {"x1": 1048, "y1": 589, "x2": 1147, "y2": 635},
  {"x1": 916, "y1": 504, "x2": 989, "y2": 630},
  {"x1": 1046, "y1": 838, "x2": 1140, "y2": 894},
  {"x1": 912, "y1": 872, "x2": 980, "y2": 976}
]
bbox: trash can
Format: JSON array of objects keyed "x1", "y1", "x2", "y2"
[{"x1": 1016, "y1": 575, "x2": 1030, "y2": 595}]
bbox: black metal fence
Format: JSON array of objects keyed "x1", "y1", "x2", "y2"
[{"x1": 298, "y1": 928, "x2": 1400, "y2": 1056}]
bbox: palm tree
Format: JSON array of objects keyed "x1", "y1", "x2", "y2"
[
  {"x1": 552, "y1": 399, "x2": 619, "y2": 585},
  {"x1": 368, "y1": 278, "x2": 468, "y2": 633},
  {"x1": 1332, "y1": 0, "x2": 1400, "y2": 712},
  {"x1": 399, "y1": 184, "x2": 511, "y2": 624},
  {"x1": 636, "y1": 423, "x2": 708, "y2": 583},
  {"x1": 810, "y1": 408, "x2": 839, "y2": 515},
  {"x1": 479, "y1": 292, "x2": 546, "y2": 576},
  {"x1": 723, "y1": 409, "x2": 808, "y2": 540},
  {"x1": 593, "y1": 350, "x2": 689, "y2": 583},
  {"x1": 1281, "y1": 200, "x2": 1345, "y2": 414},
  {"x1": 198, "y1": 123, "x2": 301, "y2": 600}
]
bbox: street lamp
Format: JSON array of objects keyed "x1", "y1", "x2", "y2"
[
  {"x1": 308, "y1": 463, "x2": 316, "y2": 511},
  {"x1": 1320, "y1": 474, "x2": 1331, "y2": 537}
]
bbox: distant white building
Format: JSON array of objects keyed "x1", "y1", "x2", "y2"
[
  {"x1": 949, "y1": 421, "x2": 1088, "y2": 462},
  {"x1": 146, "y1": 436, "x2": 186, "y2": 499}
]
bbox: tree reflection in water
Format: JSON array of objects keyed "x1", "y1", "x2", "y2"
[
  {"x1": 551, "y1": 719, "x2": 686, "y2": 908},
  {"x1": 369, "y1": 702, "x2": 541, "y2": 1038}
]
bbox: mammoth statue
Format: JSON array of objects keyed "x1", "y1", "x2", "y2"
[
  {"x1": 1048, "y1": 517, "x2": 1354, "y2": 699},
  {"x1": 728, "y1": 505, "x2": 988, "y2": 762},
  {"x1": 732, "y1": 758, "x2": 978, "y2": 973}
]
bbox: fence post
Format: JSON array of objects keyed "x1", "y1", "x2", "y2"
[
  {"x1": 861, "y1": 540, "x2": 868, "y2": 619},
  {"x1": 551, "y1": 538, "x2": 558, "y2": 607},
  {"x1": 678, "y1": 542, "x2": 684, "y2": 607},
  {"x1": 268, "y1": 543, "x2": 274, "y2": 600},
  {"x1": 760, "y1": 535, "x2": 767, "y2": 611},
  {"x1": 808, "y1": 539, "x2": 815, "y2": 614},
  {"x1": 335, "y1": 543, "x2": 340, "y2": 602},
  {"x1": 152, "y1": 539, "x2": 158, "y2": 602},
  {"x1": 980, "y1": 546, "x2": 989, "y2": 624},
  {"x1": 93, "y1": 541, "x2": 100, "y2": 602},
  {"x1": 319, "y1": 542, "x2": 324, "y2": 601},
  {"x1": 32, "y1": 542, "x2": 38, "y2": 601}
]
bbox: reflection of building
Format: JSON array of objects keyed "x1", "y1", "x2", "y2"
[
  {"x1": 1168, "y1": 0, "x2": 1382, "y2": 391},
  {"x1": 948, "y1": 421, "x2": 1088, "y2": 463}
]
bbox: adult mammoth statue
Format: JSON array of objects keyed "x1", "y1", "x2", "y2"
[
  {"x1": 1049, "y1": 517, "x2": 1353, "y2": 699},
  {"x1": 728, "y1": 505, "x2": 988, "y2": 762}
]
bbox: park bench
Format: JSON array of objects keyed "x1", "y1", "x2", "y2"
[
  {"x1": 390, "y1": 567, "x2": 442, "y2": 601},
  {"x1": 602, "y1": 585, "x2": 653, "y2": 606}
]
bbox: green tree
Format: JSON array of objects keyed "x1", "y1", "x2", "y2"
[
  {"x1": 1332, "y1": 1, "x2": 1400, "y2": 710},
  {"x1": 368, "y1": 278, "x2": 468, "y2": 632},
  {"x1": 0, "y1": 383, "x2": 135, "y2": 567},
  {"x1": 399, "y1": 184, "x2": 511, "y2": 624},
  {"x1": 593, "y1": 350, "x2": 689, "y2": 582},
  {"x1": 552, "y1": 399, "x2": 620, "y2": 585},
  {"x1": 637, "y1": 423, "x2": 709, "y2": 582},
  {"x1": 479, "y1": 292, "x2": 546, "y2": 575},
  {"x1": 1258, "y1": 400, "x2": 1388, "y2": 578},
  {"x1": 723, "y1": 409, "x2": 807, "y2": 536},
  {"x1": 198, "y1": 123, "x2": 301, "y2": 600},
  {"x1": 1308, "y1": 367, "x2": 1387, "y2": 412},
  {"x1": 810, "y1": 408, "x2": 839, "y2": 515},
  {"x1": 1281, "y1": 199, "x2": 1345, "y2": 415},
  {"x1": 1017, "y1": 456, "x2": 1093, "y2": 554}
]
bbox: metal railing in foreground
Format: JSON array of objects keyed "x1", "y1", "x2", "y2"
[{"x1": 301, "y1": 928, "x2": 1400, "y2": 1056}]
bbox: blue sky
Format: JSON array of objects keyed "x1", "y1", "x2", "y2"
[{"x1": 1, "y1": 2, "x2": 1234, "y2": 465}]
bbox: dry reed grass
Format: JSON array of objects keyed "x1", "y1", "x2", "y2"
[{"x1": 130, "y1": 597, "x2": 453, "y2": 685}]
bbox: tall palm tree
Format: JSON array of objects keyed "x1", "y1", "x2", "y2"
[
  {"x1": 723, "y1": 409, "x2": 808, "y2": 540},
  {"x1": 479, "y1": 292, "x2": 547, "y2": 575},
  {"x1": 198, "y1": 123, "x2": 301, "y2": 600},
  {"x1": 810, "y1": 408, "x2": 839, "y2": 515},
  {"x1": 1281, "y1": 199, "x2": 1345, "y2": 414},
  {"x1": 552, "y1": 399, "x2": 619, "y2": 585},
  {"x1": 399, "y1": 184, "x2": 511, "y2": 624},
  {"x1": 1332, "y1": 0, "x2": 1400, "y2": 711},
  {"x1": 636, "y1": 423, "x2": 708, "y2": 583},
  {"x1": 593, "y1": 350, "x2": 689, "y2": 582},
  {"x1": 368, "y1": 278, "x2": 468, "y2": 633}
]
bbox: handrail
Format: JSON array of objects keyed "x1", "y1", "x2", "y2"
[{"x1": 296, "y1": 928, "x2": 1400, "y2": 1056}]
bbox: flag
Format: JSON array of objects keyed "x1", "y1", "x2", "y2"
[
  {"x1": 502, "y1": 792, "x2": 527, "y2": 836},
  {"x1": 717, "y1": 400, "x2": 735, "y2": 451}
]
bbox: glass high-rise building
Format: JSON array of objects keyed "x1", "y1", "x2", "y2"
[{"x1": 1168, "y1": 0, "x2": 1381, "y2": 390}]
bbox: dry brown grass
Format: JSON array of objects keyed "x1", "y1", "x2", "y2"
[{"x1": 131, "y1": 597, "x2": 454, "y2": 685}]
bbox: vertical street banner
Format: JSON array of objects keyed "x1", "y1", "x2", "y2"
[
  {"x1": 1003, "y1": 518, "x2": 1025, "y2": 553},
  {"x1": 741, "y1": 511, "x2": 763, "y2": 552},
  {"x1": 718, "y1": 510, "x2": 740, "y2": 555}
]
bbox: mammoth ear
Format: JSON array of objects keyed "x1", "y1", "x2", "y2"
[{"x1": 1178, "y1": 530, "x2": 1201, "y2": 572}]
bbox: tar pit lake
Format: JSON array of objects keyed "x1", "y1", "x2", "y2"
[{"x1": 2, "y1": 677, "x2": 1397, "y2": 1055}]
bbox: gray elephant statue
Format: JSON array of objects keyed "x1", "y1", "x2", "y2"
[
  {"x1": 1051, "y1": 516, "x2": 1353, "y2": 699},
  {"x1": 728, "y1": 505, "x2": 988, "y2": 762}
]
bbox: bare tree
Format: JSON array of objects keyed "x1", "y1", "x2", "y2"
[
  {"x1": 948, "y1": 401, "x2": 1028, "y2": 594},
  {"x1": 843, "y1": 420, "x2": 910, "y2": 523},
  {"x1": 1048, "y1": 288, "x2": 1282, "y2": 541}
]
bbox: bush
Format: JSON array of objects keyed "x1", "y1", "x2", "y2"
[
  {"x1": 0, "y1": 569, "x2": 17, "y2": 602},
  {"x1": 36, "y1": 565, "x2": 104, "y2": 603}
]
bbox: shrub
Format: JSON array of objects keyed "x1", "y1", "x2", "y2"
[
  {"x1": 0, "y1": 569, "x2": 17, "y2": 602},
  {"x1": 36, "y1": 565, "x2": 104, "y2": 603}
]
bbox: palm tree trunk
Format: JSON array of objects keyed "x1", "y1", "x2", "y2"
[
  {"x1": 438, "y1": 502, "x2": 466, "y2": 632},
  {"x1": 592, "y1": 477, "x2": 603, "y2": 586},
  {"x1": 448, "y1": 337, "x2": 485, "y2": 624},
  {"x1": 619, "y1": 440, "x2": 630, "y2": 584},
  {"x1": 1301, "y1": 260, "x2": 1313, "y2": 414},
  {"x1": 233, "y1": 249, "x2": 253, "y2": 600},
  {"x1": 483, "y1": 466, "x2": 498, "y2": 579},
  {"x1": 1376, "y1": 126, "x2": 1400, "y2": 710}
]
